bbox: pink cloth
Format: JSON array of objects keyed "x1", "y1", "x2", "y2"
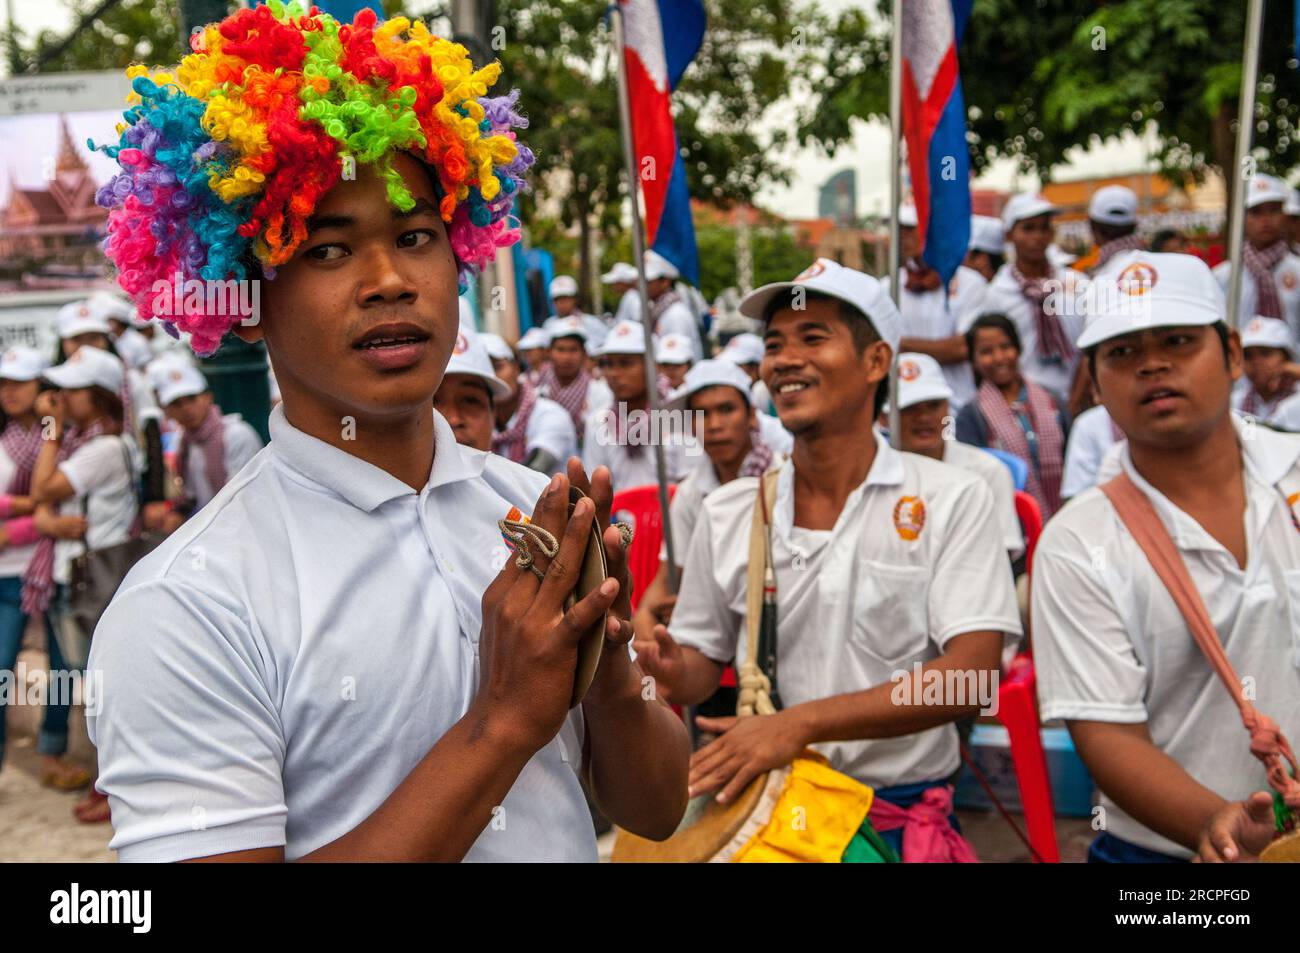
[
  {"x1": 867, "y1": 785, "x2": 979, "y2": 863},
  {"x1": 5, "y1": 516, "x2": 37, "y2": 547}
]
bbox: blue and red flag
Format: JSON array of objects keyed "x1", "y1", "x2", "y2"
[
  {"x1": 901, "y1": 0, "x2": 972, "y2": 287},
  {"x1": 620, "y1": 0, "x2": 705, "y2": 286}
]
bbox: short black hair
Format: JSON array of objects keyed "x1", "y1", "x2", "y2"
[
  {"x1": 970, "y1": 250, "x2": 1006, "y2": 275},
  {"x1": 1085, "y1": 321, "x2": 1232, "y2": 380},
  {"x1": 1091, "y1": 220, "x2": 1137, "y2": 244},
  {"x1": 1148, "y1": 229, "x2": 1183, "y2": 253},
  {"x1": 761, "y1": 288, "x2": 887, "y2": 416},
  {"x1": 964, "y1": 312, "x2": 1022, "y2": 378}
]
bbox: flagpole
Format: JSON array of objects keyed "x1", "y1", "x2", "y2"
[
  {"x1": 612, "y1": 1, "x2": 679, "y2": 590},
  {"x1": 886, "y1": 0, "x2": 902, "y2": 447},
  {"x1": 1226, "y1": 0, "x2": 1265, "y2": 329}
]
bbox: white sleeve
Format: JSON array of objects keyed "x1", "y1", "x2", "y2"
[
  {"x1": 225, "y1": 422, "x2": 264, "y2": 476},
  {"x1": 665, "y1": 505, "x2": 740, "y2": 665},
  {"x1": 953, "y1": 277, "x2": 989, "y2": 334},
  {"x1": 615, "y1": 290, "x2": 640, "y2": 326},
  {"x1": 1030, "y1": 541, "x2": 1149, "y2": 724},
  {"x1": 1061, "y1": 420, "x2": 1102, "y2": 499},
  {"x1": 989, "y1": 457, "x2": 1024, "y2": 555},
  {"x1": 526, "y1": 401, "x2": 576, "y2": 463},
  {"x1": 581, "y1": 411, "x2": 608, "y2": 476},
  {"x1": 928, "y1": 477, "x2": 1022, "y2": 648},
  {"x1": 86, "y1": 580, "x2": 287, "y2": 862},
  {"x1": 59, "y1": 438, "x2": 124, "y2": 497}
]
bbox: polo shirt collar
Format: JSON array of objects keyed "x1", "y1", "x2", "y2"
[
  {"x1": 774, "y1": 427, "x2": 904, "y2": 537},
  {"x1": 269, "y1": 404, "x2": 485, "y2": 512}
]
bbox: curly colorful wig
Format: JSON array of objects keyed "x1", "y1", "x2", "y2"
[{"x1": 93, "y1": 1, "x2": 533, "y2": 355}]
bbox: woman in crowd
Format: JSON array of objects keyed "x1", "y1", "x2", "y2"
[{"x1": 957, "y1": 312, "x2": 1071, "y2": 519}]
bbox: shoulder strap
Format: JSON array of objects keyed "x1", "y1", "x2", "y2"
[
  {"x1": 738, "y1": 470, "x2": 780, "y2": 717},
  {"x1": 1100, "y1": 472, "x2": 1300, "y2": 813}
]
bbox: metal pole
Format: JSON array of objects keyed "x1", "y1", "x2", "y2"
[
  {"x1": 886, "y1": 0, "x2": 902, "y2": 446},
  {"x1": 1226, "y1": 0, "x2": 1265, "y2": 329},
  {"x1": 612, "y1": 1, "x2": 678, "y2": 589}
]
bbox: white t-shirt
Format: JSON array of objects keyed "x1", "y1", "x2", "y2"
[
  {"x1": 756, "y1": 411, "x2": 794, "y2": 456},
  {"x1": 1272, "y1": 392, "x2": 1300, "y2": 432},
  {"x1": 0, "y1": 443, "x2": 37, "y2": 578},
  {"x1": 86, "y1": 406, "x2": 595, "y2": 863},
  {"x1": 54, "y1": 434, "x2": 139, "y2": 585},
  {"x1": 669, "y1": 433, "x2": 1022, "y2": 789},
  {"x1": 897, "y1": 265, "x2": 988, "y2": 411},
  {"x1": 981, "y1": 264, "x2": 1088, "y2": 405},
  {"x1": 614, "y1": 289, "x2": 641, "y2": 327},
  {"x1": 582, "y1": 406, "x2": 694, "y2": 492},
  {"x1": 182, "y1": 414, "x2": 264, "y2": 510},
  {"x1": 940, "y1": 439, "x2": 1023, "y2": 556},
  {"x1": 1061, "y1": 404, "x2": 1120, "y2": 500},
  {"x1": 652, "y1": 299, "x2": 703, "y2": 361},
  {"x1": 1214, "y1": 254, "x2": 1300, "y2": 342},
  {"x1": 1031, "y1": 417, "x2": 1300, "y2": 858},
  {"x1": 504, "y1": 396, "x2": 576, "y2": 472}
]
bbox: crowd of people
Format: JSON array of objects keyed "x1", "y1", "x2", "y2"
[{"x1": 6, "y1": 5, "x2": 1298, "y2": 865}]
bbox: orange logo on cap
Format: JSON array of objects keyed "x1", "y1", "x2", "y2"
[
  {"x1": 1248, "y1": 318, "x2": 1265, "y2": 332},
  {"x1": 168, "y1": 369, "x2": 182, "y2": 381},
  {"x1": 893, "y1": 495, "x2": 926, "y2": 541},
  {"x1": 616, "y1": 324, "x2": 631, "y2": 336},
  {"x1": 1284, "y1": 273, "x2": 1298, "y2": 291},
  {"x1": 1117, "y1": 262, "x2": 1158, "y2": 296},
  {"x1": 899, "y1": 359, "x2": 921, "y2": 381},
  {"x1": 78, "y1": 306, "x2": 89, "y2": 317},
  {"x1": 454, "y1": 332, "x2": 469, "y2": 355},
  {"x1": 795, "y1": 261, "x2": 826, "y2": 282}
]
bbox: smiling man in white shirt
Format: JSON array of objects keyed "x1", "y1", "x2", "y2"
[
  {"x1": 1032, "y1": 250, "x2": 1300, "y2": 863},
  {"x1": 85, "y1": 13, "x2": 688, "y2": 863},
  {"x1": 636, "y1": 259, "x2": 1021, "y2": 861}
]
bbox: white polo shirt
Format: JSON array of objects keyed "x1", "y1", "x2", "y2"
[
  {"x1": 500, "y1": 396, "x2": 576, "y2": 473},
  {"x1": 940, "y1": 439, "x2": 1023, "y2": 556},
  {"x1": 181, "y1": 413, "x2": 263, "y2": 510},
  {"x1": 1031, "y1": 417, "x2": 1300, "y2": 858},
  {"x1": 55, "y1": 434, "x2": 139, "y2": 585},
  {"x1": 896, "y1": 265, "x2": 988, "y2": 410},
  {"x1": 1061, "y1": 404, "x2": 1121, "y2": 499},
  {"x1": 1214, "y1": 254, "x2": 1300, "y2": 342},
  {"x1": 1273, "y1": 391, "x2": 1300, "y2": 432},
  {"x1": 1231, "y1": 378, "x2": 1292, "y2": 426},
  {"x1": 670, "y1": 432, "x2": 1022, "y2": 789},
  {"x1": 653, "y1": 299, "x2": 704, "y2": 362},
  {"x1": 581, "y1": 406, "x2": 695, "y2": 492},
  {"x1": 86, "y1": 405, "x2": 595, "y2": 863},
  {"x1": 757, "y1": 412, "x2": 794, "y2": 456},
  {"x1": 981, "y1": 264, "x2": 1089, "y2": 405}
]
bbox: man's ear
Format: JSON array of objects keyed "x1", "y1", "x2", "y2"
[
  {"x1": 866, "y1": 340, "x2": 893, "y2": 389},
  {"x1": 1226, "y1": 327, "x2": 1244, "y2": 383}
]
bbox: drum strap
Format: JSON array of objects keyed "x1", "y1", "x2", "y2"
[
  {"x1": 739, "y1": 470, "x2": 781, "y2": 717},
  {"x1": 1101, "y1": 471, "x2": 1300, "y2": 828}
]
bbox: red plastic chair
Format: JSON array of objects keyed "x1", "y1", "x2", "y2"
[
  {"x1": 610, "y1": 484, "x2": 676, "y2": 609},
  {"x1": 1014, "y1": 490, "x2": 1043, "y2": 575},
  {"x1": 995, "y1": 652, "x2": 1060, "y2": 862}
]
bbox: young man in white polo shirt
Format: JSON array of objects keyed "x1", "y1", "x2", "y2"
[
  {"x1": 433, "y1": 328, "x2": 512, "y2": 453},
  {"x1": 893, "y1": 352, "x2": 1022, "y2": 558},
  {"x1": 655, "y1": 332, "x2": 694, "y2": 391},
  {"x1": 478, "y1": 332, "x2": 576, "y2": 474},
  {"x1": 642, "y1": 251, "x2": 704, "y2": 360},
  {"x1": 982, "y1": 193, "x2": 1089, "y2": 412},
  {"x1": 895, "y1": 204, "x2": 988, "y2": 412},
  {"x1": 636, "y1": 259, "x2": 1022, "y2": 861},
  {"x1": 963, "y1": 215, "x2": 1005, "y2": 282},
  {"x1": 1231, "y1": 315, "x2": 1297, "y2": 424},
  {"x1": 1032, "y1": 250, "x2": 1300, "y2": 863},
  {"x1": 87, "y1": 153, "x2": 689, "y2": 860},
  {"x1": 543, "y1": 275, "x2": 609, "y2": 352},
  {"x1": 1085, "y1": 185, "x2": 1145, "y2": 275},
  {"x1": 1214, "y1": 174, "x2": 1300, "y2": 337}
]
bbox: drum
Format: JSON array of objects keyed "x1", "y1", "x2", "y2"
[{"x1": 1261, "y1": 830, "x2": 1300, "y2": 863}]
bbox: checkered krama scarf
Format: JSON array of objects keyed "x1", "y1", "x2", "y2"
[
  {"x1": 1243, "y1": 240, "x2": 1290, "y2": 320},
  {"x1": 1011, "y1": 265, "x2": 1075, "y2": 364},
  {"x1": 977, "y1": 378, "x2": 1065, "y2": 517}
]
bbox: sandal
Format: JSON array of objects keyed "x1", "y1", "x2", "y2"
[
  {"x1": 40, "y1": 764, "x2": 92, "y2": 791},
  {"x1": 73, "y1": 789, "x2": 111, "y2": 824}
]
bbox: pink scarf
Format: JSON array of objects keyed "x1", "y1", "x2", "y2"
[
  {"x1": 739, "y1": 428, "x2": 774, "y2": 477},
  {"x1": 536, "y1": 363, "x2": 592, "y2": 437},
  {"x1": 1094, "y1": 233, "x2": 1146, "y2": 270},
  {"x1": 492, "y1": 380, "x2": 538, "y2": 463},
  {"x1": 867, "y1": 785, "x2": 978, "y2": 863},
  {"x1": 1242, "y1": 240, "x2": 1290, "y2": 319},
  {"x1": 178, "y1": 402, "x2": 227, "y2": 505},
  {"x1": 1011, "y1": 265, "x2": 1075, "y2": 365},
  {"x1": 1, "y1": 420, "x2": 43, "y2": 495},
  {"x1": 977, "y1": 378, "x2": 1065, "y2": 517},
  {"x1": 21, "y1": 418, "x2": 110, "y2": 615}
]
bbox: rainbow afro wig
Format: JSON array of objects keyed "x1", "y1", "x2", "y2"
[{"x1": 94, "y1": 1, "x2": 533, "y2": 355}]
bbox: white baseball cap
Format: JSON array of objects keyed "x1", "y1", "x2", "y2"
[
  {"x1": 894, "y1": 352, "x2": 954, "y2": 410},
  {"x1": 0, "y1": 346, "x2": 49, "y2": 382},
  {"x1": 1087, "y1": 185, "x2": 1138, "y2": 226},
  {"x1": 1287, "y1": 189, "x2": 1300, "y2": 217},
  {"x1": 655, "y1": 333, "x2": 694, "y2": 364},
  {"x1": 548, "y1": 316, "x2": 589, "y2": 343},
  {"x1": 665, "y1": 359, "x2": 754, "y2": 411},
  {"x1": 1075, "y1": 250, "x2": 1225, "y2": 349},
  {"x1": 1241, "y1": 315, "x2": 1293, "y2": 352},
  {"x1": 601, "y1": 262, "x2": 638, "y2": 285},
  {"x1": 156, "y1": 362, "x2": 209, "y2": 407},
  {"x1": 549, "y1": 275, "x2": 579, "y2": 298},
  {"x1": 56, "y1": 300, "x2": 113, "y2": 339},
  {"x1": 898, "y1": 203, "x2": 919, "y2": 228},
  {"x1": 968, "y1": 215, "x2": 1005, "y2": 255},
  {"x1": 517, "y1": 327, "x2": 551, "y2": 350},
  {"x1": 1001, "y1": 192, "x2": 1058, "y2": 230},
  {"x1": 478, "y1": 332, "x2": 515, "y2": 363},
  {"x1": 644, "y1": 250, "x2": 679, "y2": 282},
  {"x1": 442, "y1": 327, "x2": 510, "y2": 399},
  {"x1": 719, "y1": 332, "x2": 764, "y2": 366},
  {"x1": 44, "y1": 346, "x2": 125, "y2": 394},
  {"x1": 595, "y1": 320, "x2": 647, "y2": 356},
  {"x1": 1245, "y1": 174, "x2": 1290, "y2": 210},
  {"x1": 739, "y1": 258, "x2": 902, "y2": 356}
]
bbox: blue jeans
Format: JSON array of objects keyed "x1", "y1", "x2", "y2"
[
  {"x1": 0, "y1": 577, "x2": 65, "y2": 766},
  {"x1": 38, "y1": 584, "x2": 75, "y2": 758},
  {"x1": 1089, "y1": 831, "x2": 1187, "y2": 863}
]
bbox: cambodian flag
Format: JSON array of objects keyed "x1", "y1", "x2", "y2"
[
  {"x1": 620, "y1": 0, "x2": 705, "y2": 286},
  {"x1": 901, "y1": 0, "x2": 972, "y2": 287}
]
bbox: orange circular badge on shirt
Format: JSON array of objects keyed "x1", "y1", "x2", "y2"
[{"x1": 893, "y1": 495, "x2": 926, "y2": 541}]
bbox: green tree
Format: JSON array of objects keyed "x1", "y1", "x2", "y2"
[
  {"x1": 6, "y1": 0, "x2": 184, "y2": 75},
  {"x1": 799, "y1": 0, "x2": 1300, "y2": 205}
]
